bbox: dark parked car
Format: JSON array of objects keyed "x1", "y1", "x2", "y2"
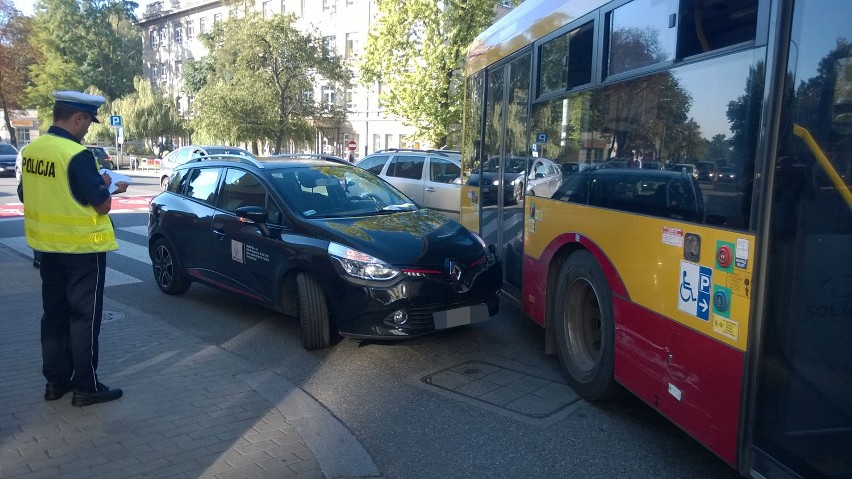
[
  {"x1": 148, "y1": 154, "x2": 502, "y2": 349},
  {"x1": 86, "y1": 145, "x2": 115, "y2": 170},
  {"x1": 0, "y1": 143, "x2": 17, "y2": 177},
  {"x1": 695, "y1": 161, "x2": 718, "y2": 183}
]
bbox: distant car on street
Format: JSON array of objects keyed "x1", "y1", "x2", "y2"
[
  {"x1": 0, "y1": 143, "x2": 17, "y2": 178},
  {"x1": 695, "y1": 161, "x2": 718, "y2": 183},
  {"x1": 148, "y1": 153, "x2": 501, "y2": 349},
  {"x1": 85, "y1": 145, "x2": 116, "y2": 170}
]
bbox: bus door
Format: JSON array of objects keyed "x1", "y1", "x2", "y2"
[
  {"x1": 481, "y1": 51, "x2": 532, "y2": 298},
  {"x1": 749, "y1": 1, "x2": 852, "y2": 477}
]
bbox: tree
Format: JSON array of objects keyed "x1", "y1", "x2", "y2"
[
  {"x1": 112, "y1": 76, "x2": 182, "y2": 150},
  {"x1": 361, "y1": 0, "x2": 498, "y2": 147},
  {"x1": 190, "y1": 13, "x2": 350, "y2": 153},
  {"x1": 27, "y1": 0, "x2": 141, "y2": 125},
  {"x1": 0, "y1": 0, "x2": 38, "y2": 148}
]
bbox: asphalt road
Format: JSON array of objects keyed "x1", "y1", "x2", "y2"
[{"x1": 0, "y1": 175, "x2": 741, "y2": 479}]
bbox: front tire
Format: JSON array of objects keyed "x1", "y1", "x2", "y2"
[
  {"x1": 553, "y1": 250, "x2": 621, "y2": 401},
  {"x1": 296, "y1": 272, "x2": 331, "y2": 350},
  {"x1": 160, "y1": 176, "x2": 169, "y2": 190},
  {"x1": 151, "y1": 238, "x2": 190, "y2": 295}
]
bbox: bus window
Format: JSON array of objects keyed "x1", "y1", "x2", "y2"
[
  {"x1": 605, "y1": 0, "x2": 677, "y2": 77},
  {"x1": 538, "y1": 21, "x2": 594, "y2": 97},
  {"x1": 677, "y1": 0, "x2": 758, "y2": 59}
]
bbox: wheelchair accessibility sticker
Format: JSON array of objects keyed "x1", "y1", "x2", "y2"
[{"x1": 678, "y1": 261, "x2": 712, "y2": 321}]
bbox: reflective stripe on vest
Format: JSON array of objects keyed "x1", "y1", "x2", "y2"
[{"x1": 21, "y1": 135, "x2": 118, "y2": 253}]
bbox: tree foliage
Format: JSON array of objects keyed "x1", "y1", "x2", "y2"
[
  {"x1": 111, "y1": 76, "x2": 182, "y2": 148},
  {"x1": 190, "y1": 13, "x2": 350, "y2": 153},
  {"x1": 361, "y1": 0, "x2": 498, "y2": 147},
  {"x1": 0, "y1": 0, "x2": 38, "y2": 148},
  {"x1": 27, "y1": 0, "x2": 141, "y2": 127}
]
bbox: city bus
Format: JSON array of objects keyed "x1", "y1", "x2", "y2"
[{"x1": 459, "y1": 0, "x2": 850, "y2": 477}]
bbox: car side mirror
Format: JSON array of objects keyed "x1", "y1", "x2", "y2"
[{"x1": 236, "y1": 206, "x2": 270, "y2": 236}]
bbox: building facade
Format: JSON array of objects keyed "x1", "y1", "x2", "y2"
[
  {"x1": 137, "y1": 0, "x2": 424, "y2": 159},
  {"x1": 0, "y1": 110, "x2": 42, "y2": 148}
]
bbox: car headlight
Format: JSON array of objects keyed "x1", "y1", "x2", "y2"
[
  {"x1": 328, "y1": 242, "x2": 400, "y2": 281},
  {"x1": 492, "y1": 179, "x2": 500, "y2": 186}
]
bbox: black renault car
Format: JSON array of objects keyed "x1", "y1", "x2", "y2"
[{"x1": 148, "y1": 154, "x2": 501, "y2": 349}]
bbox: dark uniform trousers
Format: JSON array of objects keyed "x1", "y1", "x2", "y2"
[{"x1": 39, "y1": 251, "x2": 106, "y2": 393}]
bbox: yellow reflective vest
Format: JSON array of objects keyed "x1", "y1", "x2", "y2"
[{"x1": 21, "y1": 134, "x2": 117, "y2": 253}]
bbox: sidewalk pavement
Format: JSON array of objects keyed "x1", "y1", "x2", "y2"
[{"x1": 0, "y1": 245, "x2": 379, "y2": 479}]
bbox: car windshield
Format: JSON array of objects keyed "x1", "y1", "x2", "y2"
[
  {"x1": 267, "y1": 165, "x2": 417, "y2": 218},
  {"x1": 0, "y1": 144, "x2": 16, "y2": 155},
  {"x1": 483, "y1": 156, "x2": 526, "y2": 173}
]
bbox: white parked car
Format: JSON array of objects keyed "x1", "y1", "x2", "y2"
[
  {"x1": 511, "y1": 157, "x2": 563, "y2": 203},
  {"x1": 356, "y1": 149, "x2": 462, "y2": 218},
  {"x1": 159, "y1": 145, "x2": 256, "y2": 189}
]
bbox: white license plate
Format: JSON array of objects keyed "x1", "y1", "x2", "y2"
[{"x1": 433, "y1": 304, "x2": 489, "y2": 329}]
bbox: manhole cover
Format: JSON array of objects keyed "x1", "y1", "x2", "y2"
[
  {"x1": 102, "y1": 310, "x2": 126, "y2": 323},
  {"x1": 421, "y1": 360, "x2": 581, "y2": 419}
]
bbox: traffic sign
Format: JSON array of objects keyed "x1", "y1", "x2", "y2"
[
  {"x1": 110, "y1": 115, "x2": 122, "y2": 128},
  {"x1": 347, "y1": 140, "x2": 357, "y2": 150}
]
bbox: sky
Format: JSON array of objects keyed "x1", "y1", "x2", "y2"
[{"x1": 12, "y1": 0, "x2": 33, "y2": 16}]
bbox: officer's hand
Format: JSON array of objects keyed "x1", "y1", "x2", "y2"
[
  {"x1": 101, "y1": 172, "x2": 112, "y2": 187},
  {"x1": 113, "y1": 181, "x2": 129, "y2": 194}
]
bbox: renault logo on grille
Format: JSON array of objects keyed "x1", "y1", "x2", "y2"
[{"x1": 449, "y1": 260, "x2": 463, "y2": 283}]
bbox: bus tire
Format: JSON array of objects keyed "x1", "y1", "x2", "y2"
[
  {"x1": 296, "y1": 272, "x2": 331, "y2": 350},
  {"x1": 553, "y1": 250, "x2": 621, "y2": 401}
]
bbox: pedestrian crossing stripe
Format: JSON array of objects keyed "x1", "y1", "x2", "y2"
[{"x1": 0, "y1": 228, "x2": 151, "y2": 287}]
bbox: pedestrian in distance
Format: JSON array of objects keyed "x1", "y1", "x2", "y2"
[{"x1": 17, "y1": 91, "x2": 128, "y2": 407}]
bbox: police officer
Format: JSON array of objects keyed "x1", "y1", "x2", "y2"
[{"x1": 18, "y1": 91, "x2": 127, "y2": 407}]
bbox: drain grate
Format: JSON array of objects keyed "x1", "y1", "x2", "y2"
[
  {"x1": 101, "y1": 310, "x2": 126, "y2": 323},
  {"x1": 421, "y1": 360, "x2": 580, "y2": 419}
]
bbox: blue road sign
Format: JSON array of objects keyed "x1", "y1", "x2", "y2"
[{"x1": 110, "y1": 115, "x2": 122, "y2": 128}]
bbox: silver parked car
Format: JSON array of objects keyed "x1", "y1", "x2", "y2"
[
  {"x1": 356, "y1": 149, "x2": 462, "y2": 218},
  {"x1": 159, "y1": 145, "x2": 256, "y2": 189}
]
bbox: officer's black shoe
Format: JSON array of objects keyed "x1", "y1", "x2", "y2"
[
  {"x1": 44, "y1": 382, "x2": 72, "y2": 401},
  {"x1": 71, "y1": 383, "x2": 123, "y2": 407}
]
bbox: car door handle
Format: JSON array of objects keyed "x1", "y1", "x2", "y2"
[{"x1": 424, "y1": 187, "x2": 435, "y2": 192}]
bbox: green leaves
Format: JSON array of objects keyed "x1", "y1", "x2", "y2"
[
  {"x1": 361, "y1": 0, "x2": 497, "y2": 147},
  {"x1": 189, "y1": 12, "x2": 351, "y2": 153}
]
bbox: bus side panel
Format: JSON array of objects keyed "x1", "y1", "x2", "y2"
[{"x1": 614, "y1": 296, "x2": 743, "y2": 466}]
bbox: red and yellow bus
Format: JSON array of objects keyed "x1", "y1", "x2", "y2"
[{"x1": 460, "y1": 0, "x2": 851, "y2": 477}]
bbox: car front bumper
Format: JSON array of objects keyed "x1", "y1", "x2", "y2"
[{"x1": 328, "y1": 251, "x2": 503, "y2": 339}]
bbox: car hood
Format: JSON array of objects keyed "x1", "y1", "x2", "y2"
[
  {"x1": 316, "y1": 209, "x2": 486, "y2": 267},
  {"x1": 0, "y1": 154, "x2": 16, "y2": 164}
]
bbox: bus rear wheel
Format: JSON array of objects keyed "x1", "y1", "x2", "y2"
[{"x1": 553, "y1": 250, "x2": 621, "y2": 401}]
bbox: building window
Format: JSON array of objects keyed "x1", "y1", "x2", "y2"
[
  {"x1": 150, "y1": 28, "x2": 158, "y2": 48},
  {"x1": 372, "y1": 134, "x2": 381, "y2": 152},
  {"x1": 346, "y1": 87, "x2": 356, "y2": 110},
  {"x1": 213, "y1": 13, "x2": 222, "y2": 26},
  {"x1": 346, "y1": 0, "x2": 355, "y2": 6},
  {"x1": 175, "y1": 60, "x2": 182, "y2": 76},
  {"x1": 345, "y1": 33, "x2": 358, "y2": 58},
  {"x1": 263, "y1": 1, "x2": 273, "y2": 17},
  {"x1": 186, "y1": 19, "x2": 194, "y2": 37},
  {"x1": 17, "y1": 128, "x2": 31, "y2": 145},
  {"x1": 323, "y1": 0, "x2": 335, "y2": 12},
  {"x1": 160, "y1": 62, "x2": 168, "y2": 82},
  {"x1": 229, "y1": 7, "x2": 238, "y2": 17},
  {"x1": 199, "y1": 16, "x2": 207, "y2": 33},
  {"x1": 159, "y1": 27, "x2": 167, "y2": 43},
  {"x1": 173, "y1": 23, "x2": 182, "y2": 43},
  {"x1": 322, "y1": 84, "x2": 336, "y2": 109},
  {"x1": 322, "y1": 36, "x2": 336, "y2": 56}
]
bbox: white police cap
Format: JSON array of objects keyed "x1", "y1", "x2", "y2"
[{"x1": 53, "y1": 91, "x2": 106, "y2": 123}]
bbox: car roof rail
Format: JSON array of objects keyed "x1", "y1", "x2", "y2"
[
  {"x1": 266, "y1": 153, "x2": 349, "y2": 164},
  {"x1": 188, "y1": 153, "x2": 263, "y2": 168},
  {"x1": 376, "y1": 148, "x2": 460, "y2": 156}
]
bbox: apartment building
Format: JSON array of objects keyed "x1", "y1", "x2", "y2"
[{"x1": 137, "y1": 0, "x2": 421, "y2": 158}]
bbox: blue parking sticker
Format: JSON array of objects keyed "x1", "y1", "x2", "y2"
[{"x1": 678, "y1": 261, "x2": 712, "y2": 321}]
